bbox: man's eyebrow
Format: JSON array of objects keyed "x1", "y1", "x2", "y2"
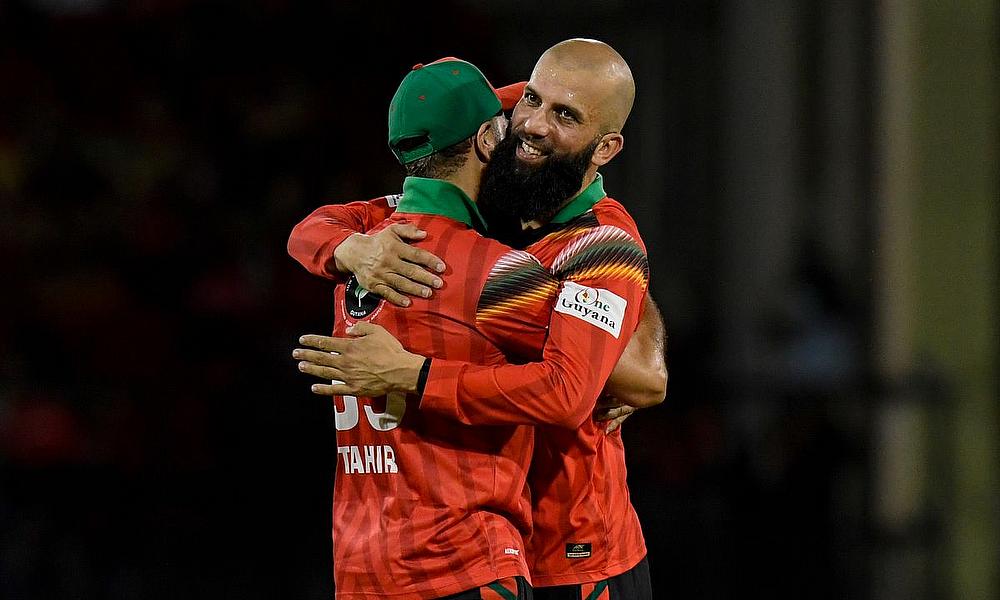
[
  {"x1": 552, "y1": 102, "x2": 584, "y2": 122},
  {"x1": 523, "y1": 85, "x2": 585, "y2": 122}
]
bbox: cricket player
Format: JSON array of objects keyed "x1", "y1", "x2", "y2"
[
  {"x1": 293, "y1": 40, "x2": 665, "y2": 599},
  {"x1": 308, "y1": 57, "x2": 554, "y2": 599}
]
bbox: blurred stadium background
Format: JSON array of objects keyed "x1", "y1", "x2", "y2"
[{"x1": 0, "y1": 1, "x2": 996, "y2": 598}]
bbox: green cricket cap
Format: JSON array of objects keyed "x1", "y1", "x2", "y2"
[{"x1": 388, "y1": 57, "x2": 525, "y2": 164}]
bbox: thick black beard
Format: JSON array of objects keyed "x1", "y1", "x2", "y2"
[{"x1": 479, "y1": 133, "x2": 597, "y2": 235}]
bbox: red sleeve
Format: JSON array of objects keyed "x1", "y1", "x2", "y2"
[
  {"x1": 286, "y1": 194, "x2": 399, "y2": 280},
  {"x1": 421, "y1": 221, "x2": 649, "y2": 430}
]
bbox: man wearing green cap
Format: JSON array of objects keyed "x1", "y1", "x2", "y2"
[
  {"x1": 292, "y1": 42, "x2": 664, "y2": 600},
  {"x1": 297, "y1": 56, "x2": 563, "y2": 600}
]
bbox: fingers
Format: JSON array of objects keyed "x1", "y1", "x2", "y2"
[
  {"x1": 596, "y1": 404, "x2": 636, "y2": 434},
  {"x1": 298, "y1": 360, "x2": 347, "y2": 383},
  {"x1": 292, "y1": 346, "x2": 350, "y2": 382},
  {"x1": 371, "y1": 284, "x2": 412, "y2": 308},
  {"x1": 399, "y1": 244, "x2": 446, "y2": 275},
  {"x1": 593, "y1": 405, "x2": 624, "y2": 420},
  {"x1": 395, "y1": 261, "x2": 443, "y2": 291},
  {"x1": 345, "y1": 321, "x2": 386, "y2": 336},
  {"x1": 358, "y1": 225, "x2": 445, "y2": 305},
  {"x1": 380, "y1": 273, "x2": 434, "y2": 300},
  {"x1": 605, "y1": 413, "x2": 631, "y2": 434},
  {"x1": 293, "y1": 348, "x2": 344, "y2": 365},
  {"x1": 382, "y1": 224, "x2": 445, "y2": 275},
  {"x1": 298, "y1": 334, "x2": 351, "y2": 353},
  {"x1": 593, "y1": 404, "x2": 636, "y2": 421},
  {"x1": 367, "y1": 268, "x2": 438, "y2": 306},
  {"x1": 386, "y1": 222, "x2": 428, "y2": 242},
  {"x1": 309, "y1": 383, "x2": 356, "y2": 396}
]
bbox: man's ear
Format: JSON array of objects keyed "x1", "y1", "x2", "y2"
[
  {"x1": 591, "y1": 133, "x2": 624, "y2": 167},
  {"x1": 474, "y1": 120, "x2": 496, "y2": 163}
]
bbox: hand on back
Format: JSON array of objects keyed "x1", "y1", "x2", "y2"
[{"x1": 333, "y1": 223, "x2": 446, "y2": 307}]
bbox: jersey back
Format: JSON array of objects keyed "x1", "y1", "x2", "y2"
[{"x1": 330, "y1": 212, "x2": 552, "y2": 599}]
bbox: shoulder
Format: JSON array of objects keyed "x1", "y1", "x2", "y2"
[
  {"x1": 550, "y1": 204, "x2": 649, "y2": 285},
  {"x1": 591, "y1": 197, "x2": 644, "y2": 245},
  {"x1": 337, "y1": 193, "x2": 402, "y2": 214},
  {"x1": 403, "y1": 222, "x2": 526, "y2": 274},
  {"x1": 382, "y1": 212, "x2": 456, "y2": 235},
  {"x1": 380, "y1": 193, "x2": 403, "y2": 207}
]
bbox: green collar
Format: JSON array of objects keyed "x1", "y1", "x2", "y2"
[
  {"x1": 549, "y1": 173, "x2": 607, "y2": 223},
  {"x1": 397, "y1": 177, "x2": 488, "y2": 234}
]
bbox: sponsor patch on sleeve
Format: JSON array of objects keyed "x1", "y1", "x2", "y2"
[
  {"x1": 384, "y1": 193, "x2": 402, "y2": 207},
  {"x1": 554, "y1": 281, "x2": 627, "y2": 338}
]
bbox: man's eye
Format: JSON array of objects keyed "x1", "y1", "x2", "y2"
[{"x1": 558, "y1": 109, "x2": 576, "y2": 121}]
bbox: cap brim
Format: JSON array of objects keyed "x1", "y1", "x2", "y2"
[{"x1": 496, "y1": 81, "x2": 526, "y2": 111}]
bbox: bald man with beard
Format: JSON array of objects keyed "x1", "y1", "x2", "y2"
[
  {"x1": 291, "y1": 40, "x2": 665, "y2": 600},
  {"x1": 479, "y1": 38, "x2": 638, "y2": 237}
]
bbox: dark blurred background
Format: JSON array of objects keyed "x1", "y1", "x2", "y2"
[{"x1": 1, "y1": 1, "x2": 997, "y2": 599}]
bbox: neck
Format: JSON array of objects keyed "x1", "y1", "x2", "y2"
[{"x1": 446, "y1": 162, "x2": 483, "y2": 204}]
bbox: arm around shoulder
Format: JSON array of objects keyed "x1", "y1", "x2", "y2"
[{"x1": 286, "y1": 197, "x2": 398, "y2": 279}]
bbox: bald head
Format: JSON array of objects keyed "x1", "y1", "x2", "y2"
[{"x1": 534, "y1": 38, "x2": 635, "y2": 132}]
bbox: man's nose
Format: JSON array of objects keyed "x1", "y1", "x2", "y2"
[{"x1": 520, "y1": 108, "x2": 550, "y2": 139}]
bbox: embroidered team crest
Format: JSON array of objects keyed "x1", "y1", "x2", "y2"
[{"x1": 345, "y1": 276, "x2": 384, "y2": 320}]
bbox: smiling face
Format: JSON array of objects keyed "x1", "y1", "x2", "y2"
[
  {"x1": 477, "y1": 40, "x2": 636, "y2": 231},
  {"x1": 512, "y1": 68, "x2": 603, "y2": 166},
  {"x1": 508, "y1": 39, "x2": 635, "y2": 192}
]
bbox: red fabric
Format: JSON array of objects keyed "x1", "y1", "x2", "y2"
[
  {"x1": 521, "y1": 200, "x2": 649, "y2": 586},
  {"x1": 328, "y1": 212, "x2": 550, "y2": 599},
  {"x1": 423, "y1": 199, "x2": 649, "y2": 586},
  {"x1": 495, "y1": 81, "x2": 527, "y2": 111},
  {"x1": 286, "y1": 194, "x2": 399, "y2": 281},
  {"x1": 287, "y1": 195, "x2": 650, "y2": 589}
]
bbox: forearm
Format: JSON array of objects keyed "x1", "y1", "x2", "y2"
[
  {"x1": 604, "y1": 354, "x2": 667, "y2": 409},
  {"x1": 605, "y1": 295, "x2": 667, "y2": 408},
  {"x1": 287, "y1": 208, "x2": 361, "y2": 278},
  {"x1": 286, "y1": 198, "x2": 396, "y2": 279},
  {"x1": 421, "y1": 352, "x2": 596, "y2": 430},
  {"x1": 420, "y1": 290, "x2": 645, "y2": 430}
]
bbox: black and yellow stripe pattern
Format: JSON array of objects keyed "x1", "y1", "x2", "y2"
[
  {"x1": 535, "y1": 212, "x2": 601, "y2": 247},
  {"x1": 550, "y1": 224, "x2": 649, "y2": 286},
  {"x1": 477, "y1": 250, "x2": 559, "y2": 323}
]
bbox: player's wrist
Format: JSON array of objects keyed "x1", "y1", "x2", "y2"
[
  {"x1": 386, "y1": 352, "x2": 429, "y2": 394},
  {"x1": 332, "y1": 233, "x2": 367, "y2": 274},
  {"x1": 414, "y1": 356, "x2": 432, "y2": 397}
]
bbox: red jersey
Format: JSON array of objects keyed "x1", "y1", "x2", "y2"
[
  {"x1": 515, "y1": 197, "x2": 649, "y2": 586},
  {"x1": 287, "y1": 174, "x2": 650, "y2": 588},
  {"x1": 322, "y1": 177, "x2": 555, "y2": 599}
]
